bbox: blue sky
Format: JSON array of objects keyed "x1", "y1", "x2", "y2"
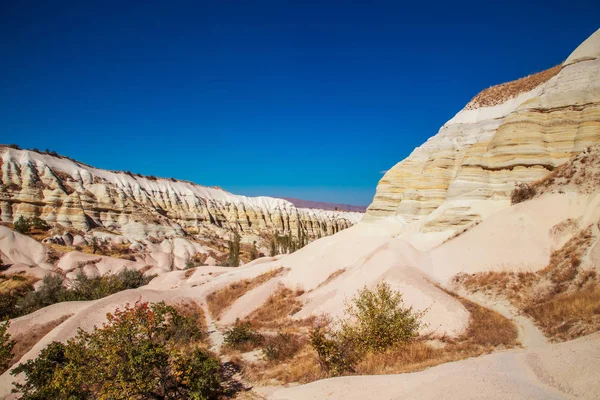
[{"x1": 1, "y1": 1, "x2": 598, "y2": 205}]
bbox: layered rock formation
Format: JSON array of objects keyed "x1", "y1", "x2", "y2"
[
  {"x1": 0, "y1": 147, "x2": 362, "y2": 240},
  {"x1": 367, "y1": 29, "x2": 600, "y2": 233}
]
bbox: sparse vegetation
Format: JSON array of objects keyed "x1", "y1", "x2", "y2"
[
  {"x1": 186, "y1": 252, "x2": 208, "y2": 269},
  {"x1": 247, "y1": 285, "x2": 305, "y2": 329},
  {"x1": 11, "y1": 301, "x2": 226, "y2": 400},
  {"x1": 238, "y1": 283, "x2": 517, "y2": 385},
  {"x1": 262, "y1": 332, "x2": 303, "y2": 362},
  {"x1": 455, "y1": 226, "x2": 599, "y2": 341},
  {"x1": 206, "y1": 268, "x2": 283, "y2": 319},
  {"x1": 466, "y1": 65, "x2": 561, "y2": 109}
]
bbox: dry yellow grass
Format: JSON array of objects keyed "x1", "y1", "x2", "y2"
[
  {"x1": 465, "y1": 65, "x2": 561, "y2": 109},
  {"x1": 524, "y1": 283, "x2": 600, "y2": 341},
  {"x1": 247, "y1": 285, "x2": 310, "y2": 330},
  {"x1": 241, "y1": 347, "x2": 325, "y2": 385},
  {"x1": 237, "y1": 289, "x2": 517, "y2": 385},
  {"x1": 456, "y1": 226, "x2": 599, "y2": 341},
  {"x1": 315, "y1": 268, "x2": 346, "y2": 289},
  {"x1": 0, "y1": 273, "x2": 37, "y2": 295},
  {"x1": 206, "y1": 268, "x2": 284, "y2": 319}
]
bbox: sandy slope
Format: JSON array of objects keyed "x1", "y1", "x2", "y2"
[{"x1": 265, "y1": 333, "x2": 600, "y2": 400}]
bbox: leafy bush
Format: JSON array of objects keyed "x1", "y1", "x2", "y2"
[
  {"x1": 262, "y1": 332, "x2": 303, "y2": 362},
  {"x1": 13, "y1": 216, "x2": 31, "y2": 234},
  {"x1": 0, "y1": 321, "x2": 14, "y2": 372},
  {"x1": 16, "y1": 275, "x2": 65, "y2": 316},
  {"x1": 309, "y1": 317, "x2": 356, "y2": 376},
  {"x1": 341, "y1": 282, "x2": 422, "y2": 353},
  {"x1": 511, "y1": 182, "x2": 537, "y2": 204},
  {"x1": 7, "y1": 270, "x2": 155, "y2": 319},
  {"x1": 223, "y1": 319, "x2": 263, "y2": 350},
  {"x1": 12, "y1": 216, "x2": 50, "y2": 234},
  {"x1": 11, "y1": 301, "x2": 224, "y2": 400},
  {"x1": 309, "y1": 283, "x2": 423, "y2": 376}
]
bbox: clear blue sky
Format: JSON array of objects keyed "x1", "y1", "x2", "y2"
[{"x1": 1, "y1": 1, "x2": 598, "y2": 205}]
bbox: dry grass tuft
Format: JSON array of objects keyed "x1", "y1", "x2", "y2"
[
  {"x1": 206, "y1": 268, "x2": 284, "y2": 319},
  {"x1": 466, "y1": 65, "x2": 561, "y2": 109},
  {"x1": 524, "y1": 283, "x2": 600, "y2": 341},
  {"x1": 247, "y1": 285, "x2": 312, "y2": 330},
  {"x1": 241, "y1": 347, "x2": 324, "y2": 385},
  {"x1": 458, "y1": 296, "x2": 518, "y2": 347},
  {"x1": 316, "y1": 269, "x2": 346, "y2": 289}
]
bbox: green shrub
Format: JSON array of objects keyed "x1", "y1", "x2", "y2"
[
  {"x1": 223, "y1": 319, "x2": 263, "y2": 350},
  {"x1": 12, "y1": 216, "x2": 50, "y2": 234},
  {"x1": 11, "y1": 301, "x2": 224, "y2": 400},
  {"x1": 13, "y1": 216, "x2": 31, "y2": 234},
  {"x1": 17, "y1": 275, "x2": 66, "y2": 316},
  {"x1": 341, "y1": 282, "x2": 422, "y2": 353},
  {"x1": 309, "y1": 283, "x2": 423, "y2": 376},
  {"x1": 11, "y1": 270, "x2": 155, "y2": 319}
]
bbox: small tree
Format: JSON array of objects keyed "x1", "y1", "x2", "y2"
[
  {"x1": 13, "y1": 216, "x2": 31, "y2": 234},
  {"x1": 269, "y1": 235, "x2": 278, "y2": 257},
  {"x1": 249, "y1": 241, "x2": 259, "y2": 261},
  {"x1": 341, "y1": 282, "x2": 423, "y2": 353},
  {"x1": 225, "y1": 231, "x2": 241, "y2": 267}
]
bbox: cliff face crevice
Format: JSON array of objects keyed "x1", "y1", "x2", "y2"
[
  {"x1": 0, "y1": 147, "x2": 362, "y2": 240},
  {"x1": 367, "y1": 29, "x2": 600, "y2": 233}
]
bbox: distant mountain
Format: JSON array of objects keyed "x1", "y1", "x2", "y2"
[{"x1": 281, "y1": 197, "x2": 367, "y2": 212}]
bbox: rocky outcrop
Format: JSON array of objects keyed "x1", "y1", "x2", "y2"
[
  {"x1": 0, "y1": 147, "x2": 362, "y2": 240},
  {"x1": 367, "y1": 29, "x2": 600, "y2": 233}
]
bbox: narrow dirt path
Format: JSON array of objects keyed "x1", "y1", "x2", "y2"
[
  {"x1": 202, "y1": 301, "x2": 225, "y2": 355},
  {"x1": 457, "y1": 289, "x2": 549, "y2": 348}
]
